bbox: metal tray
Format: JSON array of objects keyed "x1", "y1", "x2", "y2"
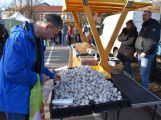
[
  {"x1": 73, "y1": 47, "x2": 95, "y2": 57},
  {"x1": 49, "y1": 79, "x2": 131, "y2": 119},
  {"x1": 93, "y1": 79, "x2": 131, "y2": 113},
  {"x1": 49, "y1": 90, "x2": 93, "y2": 119}
]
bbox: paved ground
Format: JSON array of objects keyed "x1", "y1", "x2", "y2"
[{"x1": 44, "y1": 44, "x2": 161, "y2": 120}]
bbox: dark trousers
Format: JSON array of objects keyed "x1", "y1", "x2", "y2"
[
  {"x1": 0, "y1": 112, "x2": 6, "y2": 120},
  {"x1": 6, "y1": 112, "x2": 29, "y2": 120}
]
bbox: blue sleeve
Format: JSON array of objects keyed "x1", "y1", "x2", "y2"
[
  {"x1": 4, "y1": 33, "x2": 37, "y2": 87},
  {"x1": 42, "y1": 67, "x2": 55, "y2": 79}
]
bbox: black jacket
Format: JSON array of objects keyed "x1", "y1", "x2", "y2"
[
  {"x1": 0, "y1": 29, "x2": 8, "y2": 58},
  {"x1": 117, "y1": 27, "x2": 138, "y2": 61},
  {"x1": 135, "y1": 18, "x2": 160, "y2": 55}
]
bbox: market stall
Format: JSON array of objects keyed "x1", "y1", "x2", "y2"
[
  {"x1": 49, "y1": 0, "x2": 161, "y2": 120},
  {"x1": 63, "y1": 0, "x2": 151, "y2": 72},
  {"x1": 68, "y1": 42, "x2": 98, "y2": 67}
]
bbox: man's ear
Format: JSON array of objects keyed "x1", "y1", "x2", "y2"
[{"x1": 44, "y1": 23, "x2": 50, "y2": 30}]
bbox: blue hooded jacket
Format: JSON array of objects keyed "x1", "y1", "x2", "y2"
[{"x1": 0, "y1": 23, "x2": 38, "y2": 114}]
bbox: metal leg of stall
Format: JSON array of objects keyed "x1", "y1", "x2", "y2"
[
  {"x1": 104, "y1": 112, "x2": 108, "y2": 120},
  {"x1": 117, "y1": 109, "x2": 120, "y2": 120},
  {"x1": 60, "y1": 108, "x2": 63, "y2": 120},
  {"x1": 152, "y1": 105, "x2": 157, "y2": 120},
  {"x1": 72, "y1": 12, "x2": 86, "y2": 42},
  {"x1": 147, "y1": 105, "x2": 157, "y2": 120}
]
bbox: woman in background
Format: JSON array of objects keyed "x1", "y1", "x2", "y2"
[{"x1": 117, "y1": 20, "x2": 138, "y2": 77}]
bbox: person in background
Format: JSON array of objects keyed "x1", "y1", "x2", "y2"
[
  {"x1": 83, "y1": 25, "x2": 88, "y2": 37},
  {"x1": 57, "y1": 30, "x2": 62, "y2": 44},
  {"x1": 117, "y1": 20, "x2": 138, "y2": 77},
  {"x1": 0, "y1": 14, "x2": 63, "y2": 120},
  {"x1": 0, "y1": 24, "x2": 8, "y2": 58},
  {"x1": 89, "y1": 35, "x2": 96, "y2": 46},
  {"x1": 67, "y1": 24, "x2": 73, "y2": 46},
  {"x1": 73, "y1": 27, "x2": 81, "y2": 43},
  {"x1": 135, "y1": 10, "x2": 160, "y2": 89},
  {"x1": 61, "y1": 23, "x2": 68, "y2": 46}
]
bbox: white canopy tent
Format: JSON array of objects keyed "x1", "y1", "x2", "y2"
[{"x1": 9, "y1": 12, "x2": 30, "y2": 22}]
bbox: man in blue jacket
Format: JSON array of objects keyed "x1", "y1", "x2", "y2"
[{"x1": 0, "y1": 14, "x2": 63, "y2": 120}]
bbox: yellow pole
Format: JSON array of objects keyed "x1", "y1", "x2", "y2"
[
  {"x1": 100, "y1": 1, "x2": 133, "y2": 66},
  {"x1": 86, "y1": 32, "x2": 92, "y2": 43},
  {"x1": 81, "y1": 0, "x2": 110, "y2": 72},
  {"x1": 72, "y1": 12, "x2": 86, "y2": 42},
  {"x1": 68, "y1": 47, "x2": 73, "y2": 68}
]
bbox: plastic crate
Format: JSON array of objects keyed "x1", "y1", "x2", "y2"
[
  {"x1": 78, "y1": 56, "x2": 98, "y2": 66},
  {"x1": 49, "y1": 90, "x2": 93, "y2": 119}
]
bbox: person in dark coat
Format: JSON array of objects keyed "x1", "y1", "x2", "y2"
[
  {"x1": 67, "y1": 24, "x2": 73, "y2": 45},
  {"x1": 134, "y1": 10, "x2": 160, "y2": 89},
  {"x1": 61, "y1": 23, "x2": 68, "y2": 45},
  {"x1": 0, "y1": 24, "x2": 8, "y2": 58},
  {"x1": 117, "y1": 20, "x2": 138, "y2": 76}
]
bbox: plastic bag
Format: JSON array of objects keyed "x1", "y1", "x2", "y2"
[
  {"x1": 29, "y1": 74, "x2": 43, "y2": 120},
  {"x1": 91, "y1": 65, "x2": 111, "y2": 79},
  {"x1": 156, "y1": 44, "x2": 161, "y2": 55},
  {"x1": 42, "y1": 80, "x2": 54, "y2": 103}
]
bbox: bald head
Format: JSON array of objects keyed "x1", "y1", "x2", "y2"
[
  {"x1": 43, "y1": 14, "x2": 63, "y2": 29},
  {"x1": 34, "y1": 14, "x2": 63, "y2": 40}
]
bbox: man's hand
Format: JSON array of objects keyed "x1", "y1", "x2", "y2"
[
  {"x1": 42, "y1": 74, "x2": 50, "y2": 83},
  {"x1": 53, "y1": 73, "x2": 61, "y2": 81},
  {"x1": 134, "y1": 52, "x2": 137, "y2": 58},
  {"x1": 140, "y1": 52, "x2": 146, "y2": 58}
]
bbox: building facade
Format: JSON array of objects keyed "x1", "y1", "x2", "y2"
[
  {"x1": 32, "y1": 3, "x2": 74, "y2": 22},
  {"x1": 2, "y1": 2, "x2": 74, "y2": 23}
]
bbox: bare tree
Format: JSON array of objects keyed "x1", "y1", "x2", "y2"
[
  {"x1": 33, "y1": 0, "x2": 44, "y2": 6},
  {"x1": 18, "y1": 0, "x2": 23, "y2": 8},
  {"x1": 7, "y1": 0, "x2": 44, "y2": 19},
  {"x1": 10, "y1": 0, "x2": 17, "y2": 7}
]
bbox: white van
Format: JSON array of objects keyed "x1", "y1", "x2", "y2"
[{"x1": 100, "y1": 11, "x2": 160, "y2": 56}]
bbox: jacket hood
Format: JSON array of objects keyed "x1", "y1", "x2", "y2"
[
  {"x1": 127, "y1": 26, "x2": 137, "y2": 34},
  {"x1": 133, "y1": 26, "x2": 137, "y2": 32},
  {"x1": 10, "y1": 22, "x2": 35, "y2": 43}
]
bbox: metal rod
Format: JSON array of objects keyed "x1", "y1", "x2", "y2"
[
  {"x1": 117, "y1": 109, "x2": 120, "y2": 120},
  {"x1": 104, "y1": 112, "x2": 108, "y2": 120},
  {"x1": 152, "y1": 105, "x2": 157, "y2": 120},
  {"x1": 60, "y1": 108, "x2": 63, "y2": 120}
]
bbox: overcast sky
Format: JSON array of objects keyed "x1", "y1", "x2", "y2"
[{"x1": 0, "y1": 0, "x2": 64, "y2": 10}]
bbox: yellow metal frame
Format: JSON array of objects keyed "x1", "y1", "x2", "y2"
[
  {"x1": 86, "y1": 32, "x2": 92, "y2": 43},
  {"x1": 64, "y1": 0, "x2": 152, "y2": 72},
  {"x1": 82, "y1": 1, "x2": 110, "y2": 72},
  {"x1": 100, "y1": 3, "x2": 131, "y2": 67},
  {"x1": 72, "y1": 12, "x2": 86, "y2": 42},
  {"x1": 63, "y1": 0, "x2": 151, "y2": 13}
]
